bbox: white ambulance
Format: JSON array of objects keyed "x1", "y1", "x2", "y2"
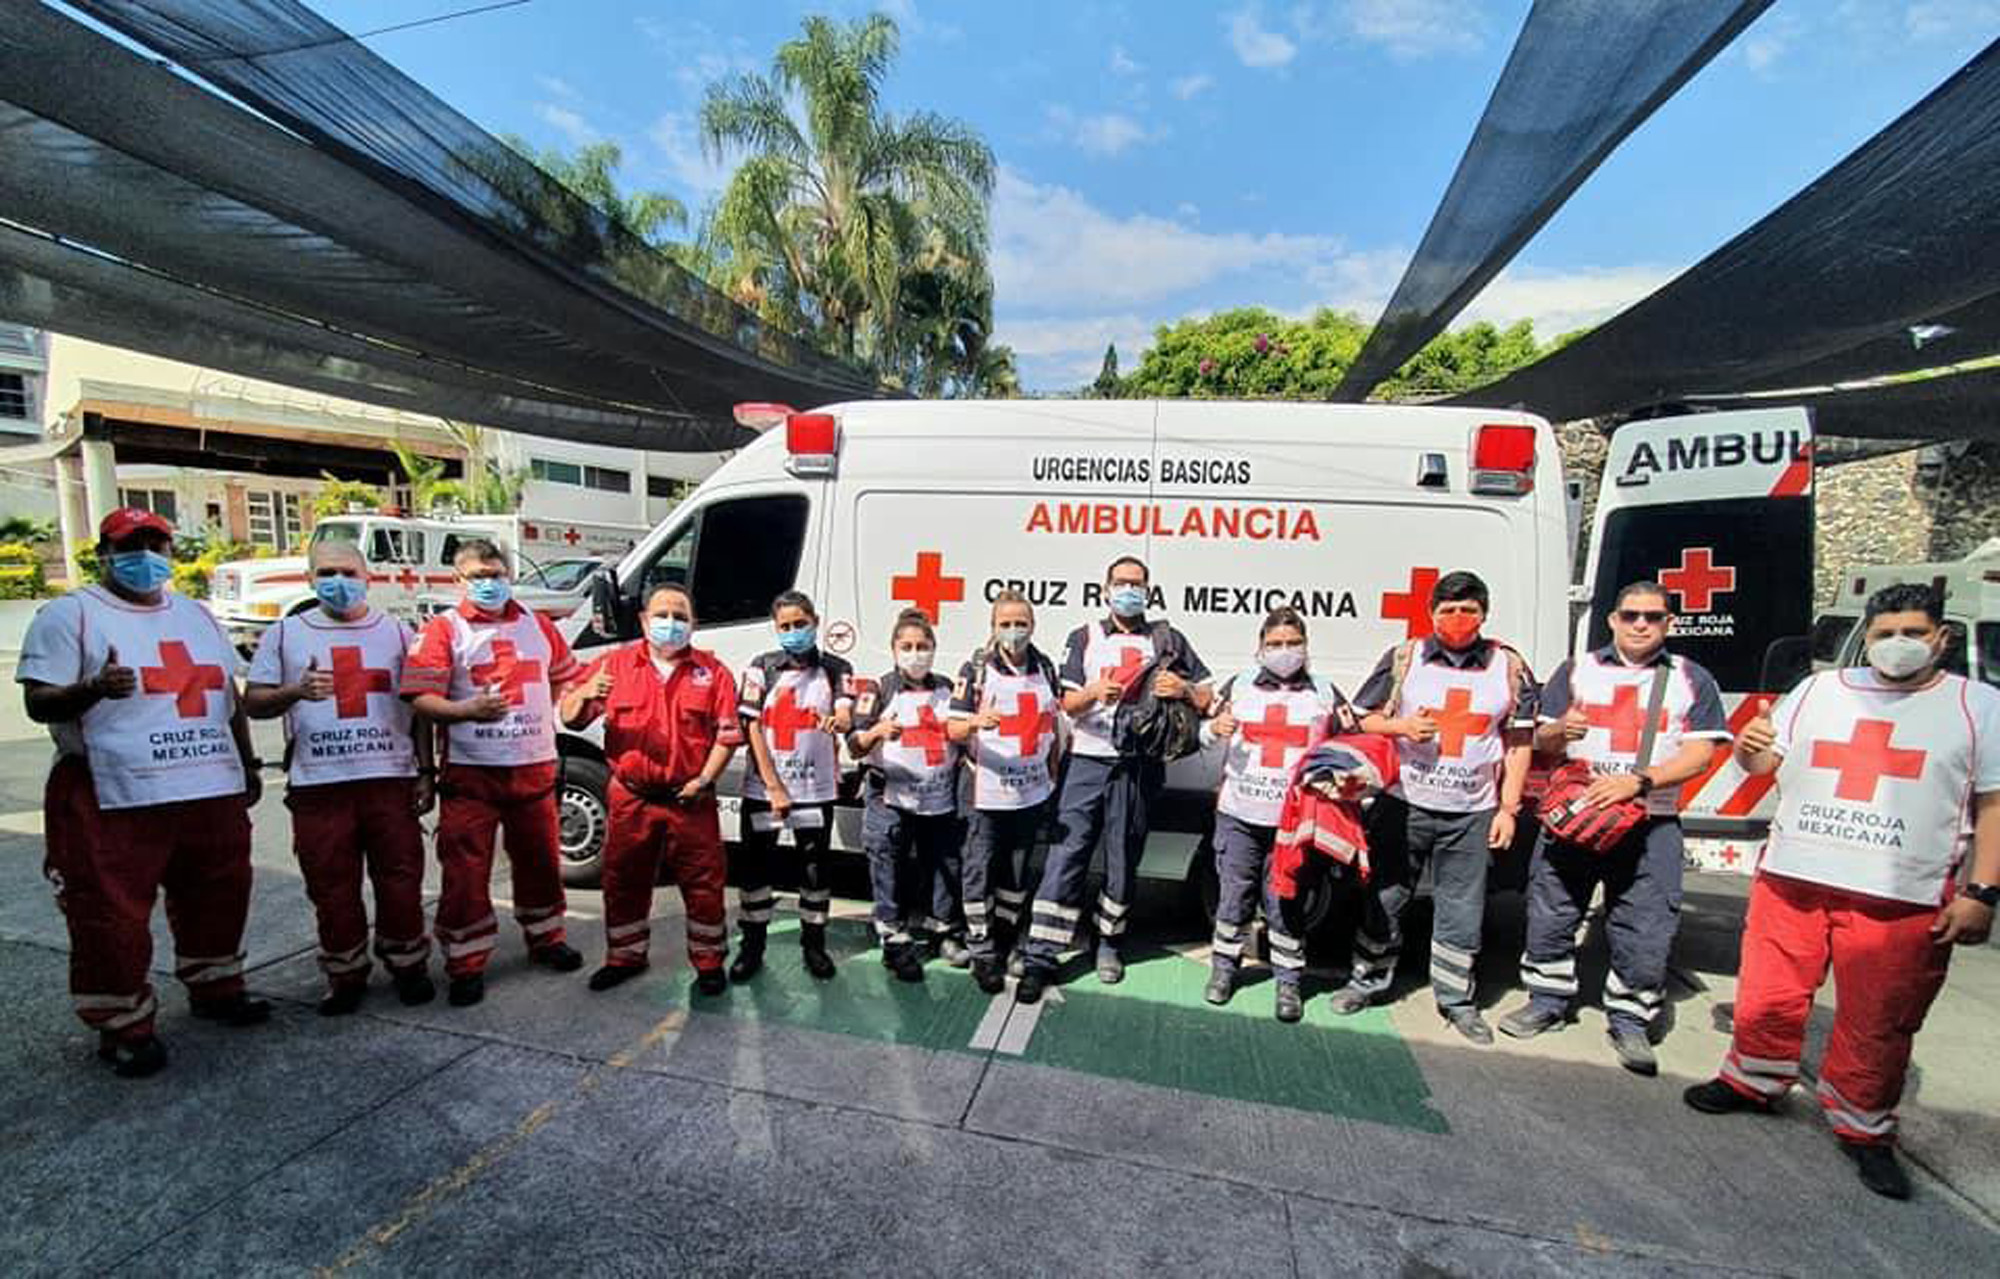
[
  {"x1": 207, "y1": 510, "x2": 642, "y2": 649},
  {"x1": 555, "y1": 399, "x2": 1573, "y2": 912},
  {"x1": 1811, "y1": 540, "x2": 2000, "y2": 681}
]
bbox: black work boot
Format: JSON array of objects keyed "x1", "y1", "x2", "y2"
[
  {"x1": 1204, "y1": 960, "x2": 1237, "y2": 1006},
  {"x1": 1844, "y1": 1141, "x2": 1913, "y2": 1200},
  {"x1": 972, "y1": 956, "x2": 1006, "y2": 995},
  {"x1": 98, "y1": 1034, "x2": 168, "y2": 1078},
  {"x1": 729, "y1": 926, "x2": 767, "y2": 983},
  {"x1": 447, "y1": 974, "x2": 485, "y2": 1007},
  {"x1": 885, "y1": 943, "x2": 925, "y2": 983},
  {"x1": 392, "y1": 969, "x2": 437, "y2": 1006},
  {"x1": 801, "y1": 924, "x2": 837, "y2": 980},
  {"x1": 1683, "y1": 1078, "x2": 1776, "y2": 1117},
  {"x1": 317, "y1": 984, "x2": 367, "y2": 1017},
  {"x1": 190, "y1": 994, "x2": 272, "y2": 1026},
  {"x1": 587, "y1": 963, "x2": 646, "y2": 992},
  {"x1": 1274, "y1": 983, "x2": 1305, "y2": 1024}
]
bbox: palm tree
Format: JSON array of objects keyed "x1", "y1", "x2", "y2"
[
  {"x1": 501, "y1": 136, "x2": 688, "y2": 247},
  {"x1": 699, "y1": 13, "x2": 995, "y2": 365}
]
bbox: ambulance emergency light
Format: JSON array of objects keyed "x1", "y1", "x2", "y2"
[
  {"x1": 734, "y1": 402, "x2": 839, "y2": 477},
  {"x1": 1469, "y1": 423, "x2": 1536, "y2": 496}
]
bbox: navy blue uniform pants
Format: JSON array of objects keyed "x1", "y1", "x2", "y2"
[
  {"x1": 1022, "y1": 754, "x2": 1163, "y2": 974},
  {"x1": 1211, "y1": 813, "x2": 1291, "y2": 976},
  {"x1": 962, "y1": 803, "x2": 1046, "y2": 960},
  {"x1": 1347, "y1": 795, "x2": 1494, "y2": 1011},
  {"x1": 861, "y1": 791, "x2": 962, "y2": 945},
  {"x1": 1520, "y1": 817, "x2": 1684, "y2": 1036}
]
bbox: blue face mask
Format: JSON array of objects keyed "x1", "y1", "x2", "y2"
[
  {"x1": 647, "y1": 616, "x2": 692, "y2": 651},
  {"x1": 109, "y1": 549, "x2": 174, "y2": 593},
  {"x1": 1108, "y1": 584, "x2": 1148, "y2": 618},
  {"x1": 777, "y1": 625, "x2": 817, "y2": 656},
  {"x1": 465, "y1": 576, "x2": 511, "y2": 611},
  {"x1": 314, "y1": 574, "x2": 368, "y2": 615}
]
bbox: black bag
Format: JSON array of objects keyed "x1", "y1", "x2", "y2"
[{"x1": 1110, "y1": 622, "x2": 1204, "y2": 761}]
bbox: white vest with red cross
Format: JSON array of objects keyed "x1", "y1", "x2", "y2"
[
  {"x1": 866, "y1": 680, "x2": 961, "y2": 815},
  {"x1": 1765, "y1": 670, "x2": 1985, "y2": 906},
  {"x1": 442, "y1": 609, "x2": 557, "y2": 766},
  {"x1": 72, "y1": 586, "x2": 244, "y2": 810},
  {"x1": 1217, "y1": 674, "x2": 1342, "y2": 826},
  {"x1": 1564, "y1": 651, "x2": 1701, "y2": 815},
  {"x1": 745, "y1": 665, "x2": 841, "y2": 804},
  {"x1": 1070, "y1": 624, "x2": 1157, "y2": 759},
  {"x1": 969, "y1": 665, "x2": 1062, "y2": 811},
  {"x1": 1390, "y1": 654, "x2": 1515, "y2": 813},
  {"x1": 270, "y1": 611, "x2": 417, "y2": 787}
]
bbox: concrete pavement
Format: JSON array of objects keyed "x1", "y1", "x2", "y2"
[{"x1": 0, "y1": 684, "x2": 1994, "y2": 1276}]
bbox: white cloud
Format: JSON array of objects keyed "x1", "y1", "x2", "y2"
[
  {"x1": 1170, "y1": 72, "x2": 1215, "y2": 100},
  {"x1": 535, "y1": 103, "x2": 601, "y2": 148},
  {"x1": 1456, "y1": 263, "x2": 1679, "y2": 338},
  {"x1": 1339, "y1": 0, "x2": 1486, "y2": 60},
  {"x1": 535, "y1": 74, "x2": 579, "y2": 100},
  {"x1": 1046, "y1": 107, "x2": 1158, "y2": 157},
  {"x1": 1227, "y1": 8, "x2": 1298, "y2": 68},
  {"x1": 646, "y1": 112, "x2": 732, "y2": 200},
  {"x1": 1905, "y1": 0, "x2": 2000, "y2": 41},
  {"x1": 1176, "y1": 201, "x2": 1201, "y2": 219},
  {"x1": 1110, "y1": 44, "x2": 1143, "y2": 76},
  {"x1": 1736, "y1": 11, "x2": 1805, "y2": 73}
]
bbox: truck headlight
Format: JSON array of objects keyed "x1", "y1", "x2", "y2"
[{"x1": 249, "y1": 602, "x2": 282, "y2": 619}]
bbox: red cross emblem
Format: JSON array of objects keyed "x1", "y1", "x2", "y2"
[
  {"x1": 469, "y1": 639, "x2": 542, "y2": 707},
  {"x1": 563, "y1": 526, "x2": 582, "y2": 546},
  {"x1": 1380, "y1": 567, "x2": 1440, "y2": 639},
  {"x1": 1660, "y1": 547, "x2": 1735, "y2": 614},
  {"x1": 1811, "y1": 719, "x2": 1926, "y2": 802},
  {"x1": 327, "y1": 646, "x2": 393, "y2": 719},
  {"x1": 764, "y1": 686, "x2": 823, "y2": 751},
  {"x1": 1100, "y1": 644, "x2": 1148, "y2": 697},
  {"x1": 1240, "y1": 701, "x2": 1310, "y2": 768},
  {"x1": 392, "y1": 566, "x2": 421, "y2": 589},
  {"x1": 899, "y1": 702, "x2": 949, "y2": 766},
  {"x1": 995, "y1": 692, "x2": 1053, "y2": 757},
  {"x1": 1420, "y1": 686, "x2": 1493, "y2": 758},
  {"x1": 890, "y1": 551, "x2": 965, "y2": 623},
  {"x1": 1581, "y1": 683, "x2": 1671, "y2": 754},
  {"x1": 141, "y1": 641, "x2": 227, "y2": 718}
]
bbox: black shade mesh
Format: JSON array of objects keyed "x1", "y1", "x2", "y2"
[
  {"x1": 1333, "y1": 0, "x2": 1772, "y2": 402},
  {"x1": 1686, "y1": 368, "x2": 2000, "y2": 441},
  {"x1": 1731, "y1": 289, "x2": 2000, "y2": 392},
  {"x1": 1455, "y1": 37, "x2": 2000, "y2": 421}
]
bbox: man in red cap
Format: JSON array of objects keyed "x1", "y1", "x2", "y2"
[{"x1": 18, "y1": 508, "x2": 268, "y2": 1077}]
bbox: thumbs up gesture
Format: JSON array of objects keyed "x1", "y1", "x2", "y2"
[
  {"x1": 1210, "y1": 702, "x2": 1239, "y2": 738},
  {"x1": 465, "y1": 683, "x2": 511, "y2": 722},
  {"x1": 1737, "y1": 697, "x2": 1777, "y2": 756},
  {"x1": 296, "y1": 655, "x2": 334, "y2": 702},
  {"x1": 90, "y1": 644, "x2": 136, "y2": 700}
]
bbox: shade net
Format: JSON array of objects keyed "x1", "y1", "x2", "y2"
[
  {"x1": 1333, "y1": 0, "x2": 1772, "y2": 402},
  {"x1": 1455, "y1": 37, "x2": 2000, "y2": 422},
  {"x1": 1731, "y1": 288, "x2": 2000, "y2": 393},
  {"x1": 1685, "y1": 368, "x2": 2000, "y2": 442},
  {"x1": 0, "y1": 1, "x2": 882, "y2": 446}
]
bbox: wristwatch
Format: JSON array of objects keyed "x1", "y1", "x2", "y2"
[
  {"x1": 1633, "y1": 772, "x2": 1655, "y2": 796},
  {"x1": 1960, "y1": 881, "x2": 2000, "y2": 909}
]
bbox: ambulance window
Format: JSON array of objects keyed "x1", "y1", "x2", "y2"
[
  {"x1": 1808, "y1": 614, "x2": 1857, "y2": 665},
  {"x1": 1977, "y1": 624, "x2": 2000, "y2": 687},
  {"x1": 1940, "y1": 621, "x2": 1969, "y2": 678},
  {"x1": 640, "y1": 494, "x2": 807, "y2": 628}
]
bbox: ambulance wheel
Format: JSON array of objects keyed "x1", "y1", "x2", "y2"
[
  {"x1": 1188, "y1": 838, "x2": 1336, "y2": 937},
  {"x1": 557, "y1": 756, "x2": 610, "y2": 887}
]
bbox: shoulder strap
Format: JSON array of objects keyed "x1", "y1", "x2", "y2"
[
  {"x1": 1384, "y1": 640, "x2": 1418, "y2": 717},
  {"x1": 1150, "y1": 619, "x2": 1177, "y2": 667},
  {"x1": 1634, "y1": 662, "x2": 1672, "y2": 769},
  {"x1": 967, "y1": 643, "x2": 995, "y2": 702}
]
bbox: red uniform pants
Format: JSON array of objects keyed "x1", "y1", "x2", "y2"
[
  {"x1": 601, "y1": 778, "x2": 728, "y2": 972},
  {"x1": 434, "y1": 761, "x2": 566, "y2": 978},
  {"x1": 287, "y1": 777, "x2": 431, "y2": 990},
  {"x1": 43, "y1": 756, "x2": 252, "y2": 1042},
  {"x1": 1721, "y1": 872, "x2": 1952, "y2": 1145}
]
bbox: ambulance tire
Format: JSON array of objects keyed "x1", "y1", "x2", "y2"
[
  {"x1": 557, "y1": 755, "x2": 611, "y2": 888},
  {"x1": 1188, "y1": 836, "x2": 1335, "y2": 939}
]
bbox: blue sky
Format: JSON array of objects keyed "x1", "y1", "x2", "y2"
[{"x1": 315, "y1": 0, "x2": 2000, "y2": 390}]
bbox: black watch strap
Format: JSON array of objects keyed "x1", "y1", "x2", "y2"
[
  {"x1": 1634, "y1": 772, "x2": 1655, "y2": 796},
  {"x1": 1961, "y1": 882, "x2": 2000, "y2": 908}
]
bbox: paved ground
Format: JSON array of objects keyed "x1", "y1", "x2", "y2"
[{"x1": 0, "y1": 673, "x2": 1995, "y2": 1277}]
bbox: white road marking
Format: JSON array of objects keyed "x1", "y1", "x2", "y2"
[
  {"x1": 0, "y1": 809, "x2": 42, "y2": 836},
  {"x1": 967, "y1": 992, "x2": 1012, "y2": 1051}
]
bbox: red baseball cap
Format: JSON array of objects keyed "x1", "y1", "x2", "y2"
[{"x1": 98, "y1": 507, "x2": 174, "y2": 543}]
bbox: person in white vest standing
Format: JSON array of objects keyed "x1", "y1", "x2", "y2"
[
  {"x1": 1201, "y1": 606, "x2": 1356, "y2": 1021},
  {"x1": 18, "y1": 507, "x2": 268, "y2": 1077},
  {"x1": 1499, "y1": 580, "x2": 1730, "y2": 1075},
  {"x1": 403, "y1": 537, "x2": 583, "y2": 1008},
  {"x1": 1337, "y1": 570, "x2": 1535, "y2": 1044},
  {"x1": 244, "y1": 540, "x2": 436, "y2": 1015},
  {"x1": 1685, "y1": 583, "x2": 2000, "y2": 1201}
]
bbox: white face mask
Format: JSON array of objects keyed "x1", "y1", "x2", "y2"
[
  {"x1": 1867, "y1": 635, "x2": 1935, "y2": 680},
  {"x1": 1260, "y1": 646, "x2": 1307, "y2": 678},
  {"x1": 896, "y1": 649, "x2": 935, "y2": 679}
]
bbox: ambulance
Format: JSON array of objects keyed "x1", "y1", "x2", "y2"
[
  {"x1": 1811, "y1": 541, "x2": 2000, "y2": 681},
  {"x1": 556, "y1": 398, "x2": 1574, "y2": 918}
]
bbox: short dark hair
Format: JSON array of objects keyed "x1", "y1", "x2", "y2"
[
  {"x1": 451, "y1": 537, "x2": 506, "y2": 569},
  {"x1": 891, "y1": 607, "x2": 935, "y2": 646},
  {"x1": 1430, "y1": 570, "x2": 1488, "y2": 611},
  {"x1": 1259, "y1": 605, "x2": 1307, "y2": 642},
  {"x1": 1864, "y1": 583, "x2": 1943, "y2": 626},
  {"x1": 770, "y1": 589, "x2": 816, "y2": 620},
  {"x1": 1106, "y1": 555, "x2": 1149, "y2": 583},
  {"x1": 1615, "y1": 580, "x2": 1672, "y2": 611},
  {"x1": 644, "y1": 582, "x2": 694, "y2": 615}
]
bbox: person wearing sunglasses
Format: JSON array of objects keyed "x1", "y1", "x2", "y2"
[
  {"x1": 1337, "y1": 570, "x2": 1536, "y2": 1044},
  {"x1": 1499, "y1": 580, "x2": 1729, "y2": 1076}
]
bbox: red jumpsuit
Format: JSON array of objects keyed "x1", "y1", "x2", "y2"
[
  {"x1": 575, "y1": 642, "x2": 741, "y2": 973},
  {"x1": 403, "y1": 600, "x2": 579, "y2": 978}
]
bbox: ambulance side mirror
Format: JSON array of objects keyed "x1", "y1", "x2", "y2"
[
  {"x1": 588, "y1": 568, "x2": 637, "y2": 642},
  {"x1": 1759, "y1": 636, "x2": 1812, "y2": 695}
]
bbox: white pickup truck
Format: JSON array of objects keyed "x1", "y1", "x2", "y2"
[{"x1": 207, "y1": 511, "x2": 642, "y2": 649}]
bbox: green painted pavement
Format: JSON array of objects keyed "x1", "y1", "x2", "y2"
[{"x1": 645, "y1": 919, "x2": 1446, "y2": 1134}]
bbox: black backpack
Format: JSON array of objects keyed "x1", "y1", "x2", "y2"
[{"x1": 1110, "y1": 622, "x2": 1204, "y2": 761}]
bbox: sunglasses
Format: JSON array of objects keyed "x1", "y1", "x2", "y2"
[{"x1": 1615, "y1": 609, "x2": 1670, "y2": 624}]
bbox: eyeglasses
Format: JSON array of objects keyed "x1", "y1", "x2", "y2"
[{"x1": 1615, "y1": 609, "x2": 1670, "y2": 624}]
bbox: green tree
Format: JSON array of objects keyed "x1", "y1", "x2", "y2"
[
  {"x1": 311, "y1": 477, "x2": 384, "y2": 519},
  {"x1": 1090, "y1": 344, "x2": 1122, "y2": 398},
  {"x1": 501, "y1": 136, "x2": 688, "y2": 246},
  {"x1": 699, "y1": 13, "x2": 996, "y2": 372}
]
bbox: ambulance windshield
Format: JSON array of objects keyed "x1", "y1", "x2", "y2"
[{"x1": 310, "y1": 521, "x2": 364, "y2": 548}]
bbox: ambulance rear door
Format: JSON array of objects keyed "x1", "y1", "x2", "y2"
[{"x1": 1580, "y1": 406, "x2": 1814, "y2": 871}]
